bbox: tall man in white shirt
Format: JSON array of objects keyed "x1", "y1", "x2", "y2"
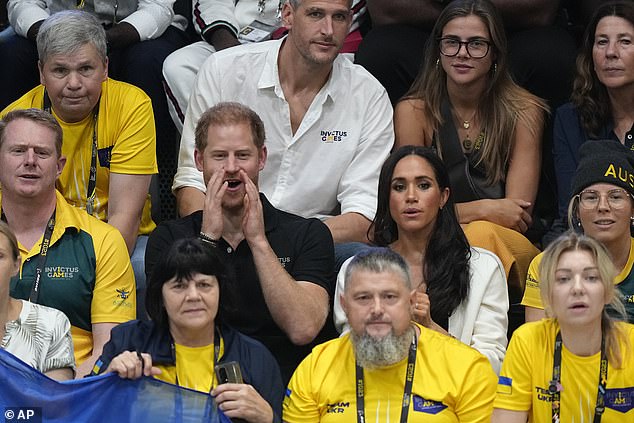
[
  {"x1": 173, "y1": 0, "x2": 393, "y2": 264},
  {"x1": 162, "y1": 0, "x2": 367, "y2": 133}
]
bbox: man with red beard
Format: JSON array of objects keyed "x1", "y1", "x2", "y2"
[{"x1": 146, "y1": 102, "x2": 334, "y2": 383}]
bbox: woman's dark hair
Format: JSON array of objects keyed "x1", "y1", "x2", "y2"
[
  {"x1": 146, "y1": 238, "x2": 235, "y2": 331},
  {"x1": 572, "y1": 1, "x2": 634, "y2": 138},
  {"x1": 371, "y1": 146, "x2": 471, "y2": 322}
]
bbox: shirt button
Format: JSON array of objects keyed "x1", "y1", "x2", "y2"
[{"x1": 226, "y1": 247, "x2": 232, "y2": 253}]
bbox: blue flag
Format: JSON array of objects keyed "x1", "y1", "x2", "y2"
[{"x1": 0, "y1": 349, "x2": 232, "y2": 423}]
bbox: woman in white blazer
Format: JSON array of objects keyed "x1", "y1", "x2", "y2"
[{"x1": 333, "y1": 146, "x2": 509, "y2": 373}]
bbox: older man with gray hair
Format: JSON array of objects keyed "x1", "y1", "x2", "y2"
[
  {"x1": 2, "y1": 10, "x2": 157, "y2": 317},
  {"x1": 283, "y1": 247, "x2": 497, "y2": 422}
]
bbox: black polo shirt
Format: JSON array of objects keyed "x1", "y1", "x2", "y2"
[{"x1": 145, "y1": 194, "x2": 335, "y2": 382}]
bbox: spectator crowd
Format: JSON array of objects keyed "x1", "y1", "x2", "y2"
[{"x1": 1, "y1": 0, "x2": 634, "y2": 422}]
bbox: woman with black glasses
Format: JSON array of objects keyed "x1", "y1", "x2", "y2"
[
  {"x1": 523, "y1": 140, "x2": 634, "y2": 323},
  {"x1": 393, "y1": 0, "x2": 548, "y2": 294}
]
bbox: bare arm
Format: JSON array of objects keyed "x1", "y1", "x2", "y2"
[
  {"x1": 394, "y1": 99, "x2": 430, "y2": 149},
  {"x1": 490, "y1": 0, "x2": 560, "y2": 29},
  {"x1": 44, "y1": 367, "x2": 74, "y2": 381},
  {"x1": 106, "y1": 22, "x2": 141, "y2": 51},
  {"x1": 75, "y1": 322, "x2": 117, "y2": 378},
  {"x1": 323, "y1": 212, "x2": 371, "y2": 244},
  {"x1": 524, "y1": 306, "x2": 546, "y2": 322},
  {"x1": 26, "y1": 20, "x2": 44, "y2": 41},
  {"x1": 242, "y1": 175, "x2": 329, "y2": 345},
  {"x1": 367, "y1": 0, "x2": 442, "y2": 27},
  {"x1": 205, "y1": 27, "x2": 240, "y2": 52},
  {"x1": 119, "y1": 0, "x2": 175, "y2": 41},
  {"x1": 504, "y1": 105, "x2": 544, "y2": 217},
  {"x1": 456, "y1": 105, "x2": 544, "y2": 233},
  {"x1": 108, "y1": 173, "x2": 151, "y2": 255},
  {"x1": 491, "y1": 408, "x2": 529, "y2": 423},
  {"x1": 176, "y1": 186, "x2": 205, "y2": 217},
  {"x1": 394, "y1": 98, "x2": 533, "y2": 231},
  {"x1": 250, "y1": 239, "x2": 329, "y2": 345}
]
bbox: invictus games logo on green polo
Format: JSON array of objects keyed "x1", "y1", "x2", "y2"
[{"x1": 45, "y1": 266, "x2": 79, "y2": 280}]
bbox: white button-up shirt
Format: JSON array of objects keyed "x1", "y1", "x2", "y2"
[{"x1": 174, "y1": 38, "x2": 394, "y2": 221}]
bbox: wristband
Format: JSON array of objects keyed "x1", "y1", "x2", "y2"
[{"x1": 199, "y1": 231, "x2": 220, "y2": 246}]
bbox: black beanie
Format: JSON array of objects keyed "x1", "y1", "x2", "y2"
[{"x1": 571, "y1": 139, "x2": 634, "y2": 197}]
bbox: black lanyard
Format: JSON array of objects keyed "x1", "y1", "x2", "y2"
[
  {"x1": 355, "y1": 332, "x2": 417, "y2": 423},
  {"x1": 43, "y1": 91, "x2": 99, "y2": 215},
  {"x1": 172, "y1": 326, "x2": 221, "y2": 388},
  {"x1": 550, "y1": 331, "x2": 607, "y2": 423},
  {"x1": 1, "y1": 209, "x2": 56, "y2": 304}
]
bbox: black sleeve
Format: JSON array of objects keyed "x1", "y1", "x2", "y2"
[
  {"x1": 145, "y1": 222, "x2": 178, "y2": 280},
  {"x1": 249, "y1": 350, "x2": 285, "y2": 423},
  {"x1": 288, "y1": 219, "x2": 335, "y2": 297},
  {"x1": 237, "y1": 336, "x2": 285, "y2": 423}
]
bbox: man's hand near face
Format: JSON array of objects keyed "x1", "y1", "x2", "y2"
[
  {"x1": 200, "y1": 168, "x2": 228, "y2": 239},
  {"x1": 241, "y1": 170, "x2": 267, "y2": 246}
]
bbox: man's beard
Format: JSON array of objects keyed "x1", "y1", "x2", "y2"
[{"x1": 350, "y1": 325, "x2": 415, "y2": 369}]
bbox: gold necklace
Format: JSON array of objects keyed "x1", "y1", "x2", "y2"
[
  {"x1": 454, "y1": 108, "x2": 477, "y2": 129},
  {"x1": 453, "y1": 108, "x2": 477, "y2": 151}
]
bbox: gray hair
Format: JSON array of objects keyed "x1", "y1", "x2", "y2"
[
  {"x1": 344, "y1": 247, "x2": 412, "y2": 291},
  {"x1": 37, "y1": 10, "x2": 107, "y2": 65},
  {"x1": 0, "y1": 108, "x2": 63, "y2": 157}
]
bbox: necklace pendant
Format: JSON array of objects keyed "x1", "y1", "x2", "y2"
[
  {"x1": 463, "y1": 121, "x2": 470, "y2": 130},
  {"x1": 463, "y1": 138, "x2": 473, "y2": 150}
]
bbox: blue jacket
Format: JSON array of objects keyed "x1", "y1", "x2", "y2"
[{"x1": 93, "y1": 320, "x2": 283, "y2": 422}]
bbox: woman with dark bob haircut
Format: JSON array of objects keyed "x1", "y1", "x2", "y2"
[
  {"x1": 92, "y1": 238, "x2": 284, "y2": 423},
  {"x1": 334, "y1": 146, "x2": 509, "y2": 373}
]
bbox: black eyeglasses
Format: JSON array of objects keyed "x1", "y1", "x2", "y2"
[{"x1": 438, "y1": 37, "x2": 491, "y2": 58}]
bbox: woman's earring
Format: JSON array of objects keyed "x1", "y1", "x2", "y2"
[
  {"x1": 493, "y1": 63, "x2": 497, "y2": 74},
  {"x1": 436, "y1": 58, "x2": 440, "y2": 69},
  {"x1": 630, "y1": 216, "x2": 634, "y2": 225}
]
